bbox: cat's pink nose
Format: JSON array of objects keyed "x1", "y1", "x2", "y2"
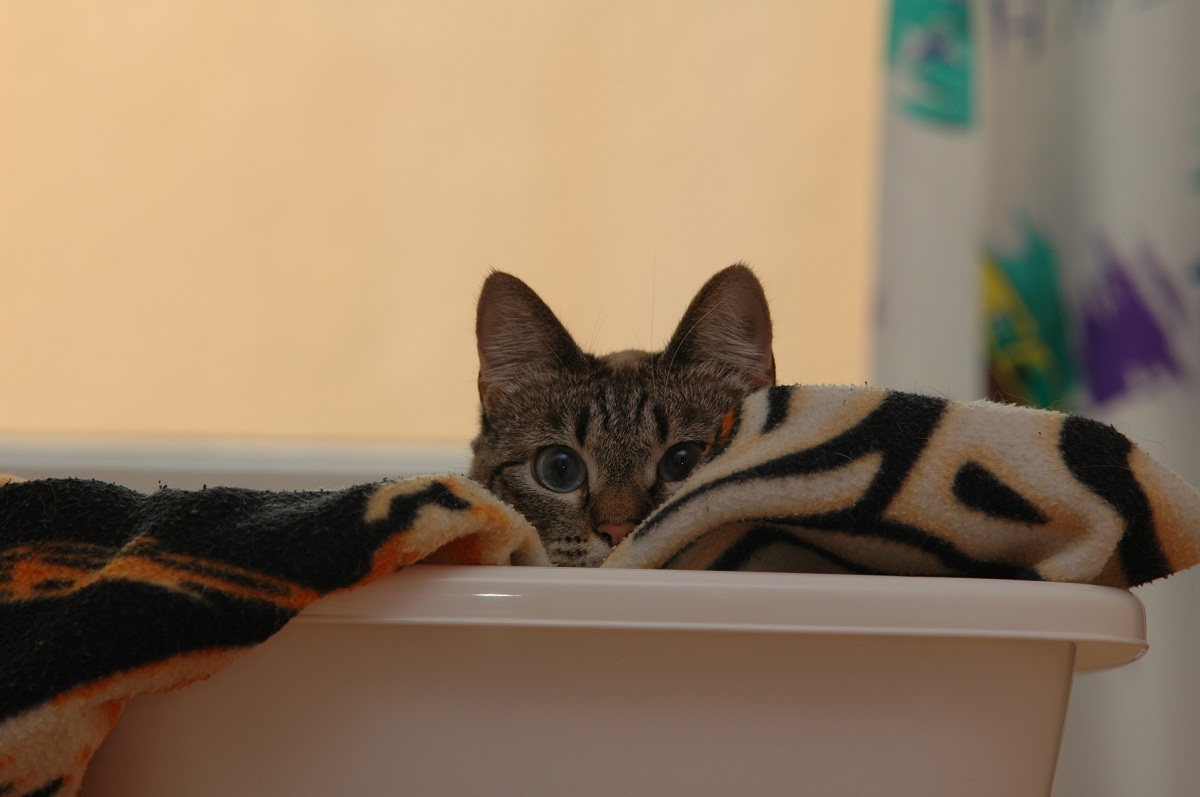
[{"x1": 597, "y1": 521, "x2": 637, "y2": 546}]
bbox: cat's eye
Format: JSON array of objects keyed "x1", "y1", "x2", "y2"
[
  {"x1": 533, "y1": 445, "x2": 588, "y2": 493},
  {"x1": 657, "y1": 442, "x2": 703, "y2": 482}
]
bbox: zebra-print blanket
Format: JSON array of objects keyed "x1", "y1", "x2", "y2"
[{"x1": 3, "y1": 384, "x2": 1199, "y2": 796}]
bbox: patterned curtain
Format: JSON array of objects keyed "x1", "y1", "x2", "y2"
[{"x1": 876, "y1": 2, "x2": 1200, "y2": 794}]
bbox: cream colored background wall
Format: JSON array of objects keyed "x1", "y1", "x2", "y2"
[{"x1": 0, "y1": 2, "x2": 881, "y2": 443}]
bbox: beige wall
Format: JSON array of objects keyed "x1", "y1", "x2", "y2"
[{"x1": 0, "y1": 2, "x2": 881, "y2": 444}]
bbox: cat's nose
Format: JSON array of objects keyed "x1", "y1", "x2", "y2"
[{"x1": 597, "y1": 521, "x2": 637, "y2": 546}]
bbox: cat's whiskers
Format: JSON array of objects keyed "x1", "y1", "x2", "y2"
[{"x1": 588, "y1": 306, "x2": 604, "y2": 352}]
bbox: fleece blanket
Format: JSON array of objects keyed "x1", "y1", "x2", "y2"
[{"x1": 3, "y1": 384, "x2": 1200, "y2": 796}]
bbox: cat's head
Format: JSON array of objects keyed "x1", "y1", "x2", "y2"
[{"x1": 468, "y1": 265, "x2": 774, "y2": 566}]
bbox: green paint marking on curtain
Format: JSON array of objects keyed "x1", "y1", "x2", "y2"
[
  {"x1": 984, "y1": 222, "x2": 1077, "y2": 409},
  {"x1": 887, "y1": 0, "x2": 974, "y2": 129}
]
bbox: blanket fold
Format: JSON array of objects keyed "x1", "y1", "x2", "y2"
[
  {"x1": 0, "y1": 475, "x2": 544, "y2": 797},
  {"x1": 3, "y1": 384, "x2": 1199, "y2": 796},
  {"x1": 603, "y1": 386, "x2": 1200, "y2": 587}
]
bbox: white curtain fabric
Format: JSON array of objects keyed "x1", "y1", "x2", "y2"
[{"x1": 876, "y1": 2, "x2": 1200, "y2": 794}]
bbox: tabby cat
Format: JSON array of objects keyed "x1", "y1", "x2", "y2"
[{"x1": 468, "y1": 265, "x2": 775, "y2": 566}]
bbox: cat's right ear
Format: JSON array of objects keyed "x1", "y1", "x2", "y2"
[{"x1": 476, "y1": 271, "x2": 583, "y2": 408}]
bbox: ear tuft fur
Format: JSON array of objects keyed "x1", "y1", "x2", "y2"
[
  {"x1": 475, "y1": 271, "x2": 583, "y2": 406},
  {"x1": 663, "y1": 264, "x2": 775, "y2": 389}
]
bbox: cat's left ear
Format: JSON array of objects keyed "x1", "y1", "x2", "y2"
[{"x1": 663, "y1": 264, "x2": 775, "y2": 389}]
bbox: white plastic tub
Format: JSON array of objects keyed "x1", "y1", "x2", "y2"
[{"x1": 82, "y1": 565, "x2": 1147, "y2": 797}]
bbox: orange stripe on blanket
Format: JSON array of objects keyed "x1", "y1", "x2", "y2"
[
  {"x1": 423, "y1": 532, "x2": 490, "y2": 564},
  {"x1": 424, "y1": 501, "x2": 539, "y2": 565},
  {"x1": 1, "y1": 541, "x2": 320, "y2": 611},
  {"x1": 364, "y1": 534, "x2": 429, "y2": 580},
  {"x1": 1, "y1": 542, "x2": 113, "y2": 600},
  {"x1": 4, "y1": 556, "x2": 93, "y2": 599},
  {"x1": 103, "y1": 546, "x2": 321, "y2": 610}
]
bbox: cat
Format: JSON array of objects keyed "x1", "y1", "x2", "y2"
[{"x1": 468, "y1": 264, "x2": 775, "y2": 566}]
